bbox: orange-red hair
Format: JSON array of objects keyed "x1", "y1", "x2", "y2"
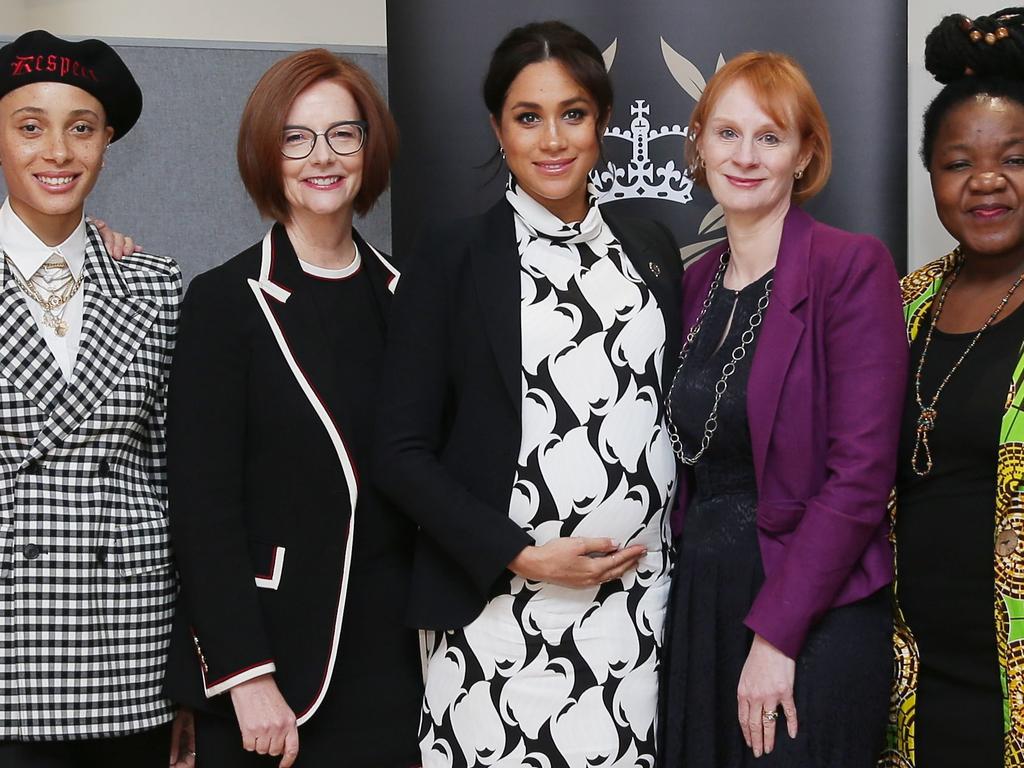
[{"x1": 685, "y1": 51, "x2": 831, "y2": 205}]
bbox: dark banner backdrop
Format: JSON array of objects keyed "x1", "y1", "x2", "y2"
[{"x1": 386, "y1": 0, "x2": 908, "y2": 272}]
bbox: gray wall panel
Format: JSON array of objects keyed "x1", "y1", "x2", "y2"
[{"x1": 0, "y1": 41, "x2": 390, "y2": 285}]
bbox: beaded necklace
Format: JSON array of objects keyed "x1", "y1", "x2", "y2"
[{"x1": 912, "y1": 250, "x2": 1024, "y2": 476}]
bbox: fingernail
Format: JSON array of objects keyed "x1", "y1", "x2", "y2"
[
  {"x1": 754, "y1": 749, "x2": 762, "y2": 758},
  {"x1": 610, "y1": 540, "x2": 619, "y2": 548}
]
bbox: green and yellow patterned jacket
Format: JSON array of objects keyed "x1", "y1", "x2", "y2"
[{"x1": 881, "y1": 250, "x2": 1024, "y2": 767}]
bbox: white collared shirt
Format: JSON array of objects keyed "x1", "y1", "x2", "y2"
[{"x1": 0, "y1": 198, "x2": 87, "y2": 380}]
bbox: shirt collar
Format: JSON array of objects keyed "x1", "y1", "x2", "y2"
[{"x1": 0, "y1": 198, "x2": 87, "y2": 280}]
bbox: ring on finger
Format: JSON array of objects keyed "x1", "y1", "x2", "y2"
[{"x1": 762, "y1": 708, "x2": 780, "y2": 723}]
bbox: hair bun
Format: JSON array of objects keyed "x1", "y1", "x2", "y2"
[{"x1": 925, "y1": 7, "x2": 1024, "y2": 84}]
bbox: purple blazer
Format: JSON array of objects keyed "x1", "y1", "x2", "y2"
[{"x1": 674, "y1": 205, "x2": 907, "y2": 658}]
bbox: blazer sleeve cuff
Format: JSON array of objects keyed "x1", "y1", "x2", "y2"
[
  {"x1": 202, "y1": 659, "x2": 277, "y2": 698},
  {"x1": 743, "y1": 603, "x2": 807, "y2": 660},
  {"x1": 468, "y1": 523, "x2": 535, "y2": 596}
]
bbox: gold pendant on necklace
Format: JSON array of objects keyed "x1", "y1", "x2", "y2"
[{"x1": 43, "y1": 311, "x2": 68, "y2": 337}]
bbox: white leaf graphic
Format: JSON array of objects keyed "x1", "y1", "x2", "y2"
[
  {"x1": 698, "y1": 203, "x2": 726, "y2": 234},
  {"x1": 603, "y1": 38, "x2": 618, "y2": 71},
  {"x1": 451, "y1": 681, "x2": 506, "y2": 766},
  {"x1": 679, "y1": 236, "x2": 727, "y2": 267},
  {"x1": 550, "y1": 687, "x2": 620, "y2": 768},
  {"x1": 612, "y1": 649, "x2": 659, "y2": 740},
  {"x1": 717, "y1": 52, "x2": 727, "y2": 72},
  {"x1": 661, "y1": 37, "x2": 705, "y2": 102}
]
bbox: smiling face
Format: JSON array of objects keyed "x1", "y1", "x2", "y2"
[
  {"x1": 0, "y1": 81, "x2": 112, "y2": 245},
  {"x1": 929, "y1": 94, "x2": 1024, "y2": 263},
  {"x1": 280, "y1": 79, "x2": 364, "y2": 223},
  {"x1": 491, "y1": 59, "x2": 603, "y2": 223},
  {"x1": 696, "y1": 78, "x2": 810, "y2": 225}
]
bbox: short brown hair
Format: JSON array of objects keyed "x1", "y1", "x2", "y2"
[
  {"x1": 685, "y1": 51, "x2": 831, "y2": 205},
  {"x1": 237, "y1": 49, "x2": 398, "y2": 221}
]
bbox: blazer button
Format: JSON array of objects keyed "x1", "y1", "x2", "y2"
[
  {"x1": 23, "y1": 463, "x2": 40, "y2": 476},
  {"x1": 23, "y1": 543, "x2": 41, "y2": 560},
  {"x1": 98, "y1": 459, "x2": 112, "y2": 477}
]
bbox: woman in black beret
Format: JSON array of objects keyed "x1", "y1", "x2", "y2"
[{"x1": 0, "y1": 30, "x2": 191, "y2": 768}]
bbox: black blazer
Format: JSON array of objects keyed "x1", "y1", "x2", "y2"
[
  {"x1": 375, "y1": 199, "x2": 682, "y2": 630},
  {"x1": 163, "y1": 225, "x2": 419, "y2": 727}
]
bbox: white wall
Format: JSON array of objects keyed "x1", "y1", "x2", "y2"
[
  {"x1": 0, "y1": 0, "x2": 386, "y2": 47},
  {"x1": 908, "y1": 0, "x2": 992, "y2": 271}
]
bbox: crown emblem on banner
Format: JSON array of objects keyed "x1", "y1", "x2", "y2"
[{"x1": 591, "y1": 100, "x2": 694, "y2": 205}]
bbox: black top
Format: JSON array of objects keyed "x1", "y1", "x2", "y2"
[
  {"x1": 303, "y1": 263, "x2": 386, "y2": 461},
  {"x1": 669, "y1": 268, "x2": 772, "y2": 489},
  {"x1": 896, "y1": 299, "x2": 1024, "y2": 767},
  {"x1": 300, "y1": 264, "x2": 420, "y2": 761}
]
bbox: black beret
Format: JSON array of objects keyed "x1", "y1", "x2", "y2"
[{"x1": 0, "y1": 30, "x2": 142, "y2": 142}]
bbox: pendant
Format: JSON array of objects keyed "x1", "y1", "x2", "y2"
[
  {"x1": 911, "y1": 407, "x2": 938, "y2": 476},
  {"x1": 997, "y1": 526, "x2": 1019, "y2": 558},
  {"x1": 917, "y1": 406, "x2": 937, "y2": 432},
  {"x1": 43, "y1": 311, "x2": 68, "y2": 337}
]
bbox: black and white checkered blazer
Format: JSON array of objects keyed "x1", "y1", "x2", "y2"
[{"x1": 0, "y1": 223, "x2": 181, "y2": 741}]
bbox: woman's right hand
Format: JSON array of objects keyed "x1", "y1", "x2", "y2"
[
  {"x1": 228, "y1": 674, "x2": 300, "y2": 767},
  {"x1": 509, "y1": 537, "x2": 647, "y2": 587}
]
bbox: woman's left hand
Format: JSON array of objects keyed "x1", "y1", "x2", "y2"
[
  {"x1": 168, "y1": 706, "x2": 196, "y2": 767},
  {"x1": 88, "y1": 217, "x2": 140, "y2": 260},
  {"x1": 737, "y1": 633, "x2": 798, "y2": 757}
]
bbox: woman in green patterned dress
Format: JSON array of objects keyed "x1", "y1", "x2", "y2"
[{"x1": 883, "y1": 8, "x2": 1024, "y2": 767}]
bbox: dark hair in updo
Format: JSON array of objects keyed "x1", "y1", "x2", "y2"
[
  {"x1": 921, "y1": 8, "x2": 1024, "y2": 167},
  {"x1": 482, "y1": 20, "x2": 613, "y2": 135}
]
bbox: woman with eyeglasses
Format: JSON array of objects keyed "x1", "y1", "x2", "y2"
[{"x1": 160, "y1": 49, "x2": 421, "y2": 767}]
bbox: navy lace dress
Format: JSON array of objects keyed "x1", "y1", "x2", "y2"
[{"x1": 659, "y1": 267, "x2": 891, "y2": 767}]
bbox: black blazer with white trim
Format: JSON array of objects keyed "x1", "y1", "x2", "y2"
[
  {"x1": 163, "y1": 225, "x2": 419, "y2": 725},
  {"x1": 375, "y1": 199, "x2": 682, "y2": 631}
]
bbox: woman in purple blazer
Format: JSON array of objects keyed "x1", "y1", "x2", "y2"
[{"x1": 658, "y1": 52, "x2": 907, "y2": 766}]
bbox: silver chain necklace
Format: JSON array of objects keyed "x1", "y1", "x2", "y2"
[{"x1": 665, "y1": 251, "x2": 773, "y2": 465}]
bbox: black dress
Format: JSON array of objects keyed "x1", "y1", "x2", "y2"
[
  {"x1": 894, "y1": 302, "x2": 1024, "y2": 768},
  {"x1": 659, "y1": 268, "x2": 891, "y2": 767}
]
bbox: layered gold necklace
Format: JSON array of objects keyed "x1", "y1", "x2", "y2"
[{"x1": 5, "y1": 255, "x2": 85, "y2": 337}]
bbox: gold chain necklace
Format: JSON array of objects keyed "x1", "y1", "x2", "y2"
[
  {"x1": 912, "y1": 252, "x2": 1024, "y2": 476},
  {"x1": 5, "y1": 257, "x2": 85, "y2": 337}
]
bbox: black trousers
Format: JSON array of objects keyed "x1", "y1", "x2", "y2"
[{"x1": 0, "y1": 724, "x2": 172, "y2": 768}]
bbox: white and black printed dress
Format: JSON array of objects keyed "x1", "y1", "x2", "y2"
[{"x1": 419, "y1": 180, "x2": 675, "y2": 767}]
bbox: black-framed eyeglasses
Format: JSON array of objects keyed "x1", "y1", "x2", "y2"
[{"x1": 280, "y1": 120, "x2": 368, "y2": 159}]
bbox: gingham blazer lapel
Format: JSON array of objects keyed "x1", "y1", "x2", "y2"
[
  {"x1": 28, "y1": 226, "x2": 157, "y2": 461},
  {"x1": 0, "y1": 254, "x2": 66, "y2": 415}
]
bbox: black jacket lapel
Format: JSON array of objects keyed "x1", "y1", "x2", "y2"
[{"x1": 472, "y1": 200, "x2": 522, "y2": 412}]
